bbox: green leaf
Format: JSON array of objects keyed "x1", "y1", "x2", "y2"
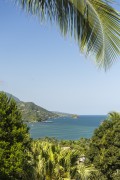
[{"x1": 15, "y1": 0, "x2": 120, "y2": 69}]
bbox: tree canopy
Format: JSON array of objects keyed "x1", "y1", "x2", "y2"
[
  {"x1": 0, "y1": 92, "x2": 32, "y2": 180},
  {"x1": 87, "y1": 112, "x2": 120, "y2": 179},
  {"x1": 0, "y1": 93, "x2": 119, "y2": 179}
]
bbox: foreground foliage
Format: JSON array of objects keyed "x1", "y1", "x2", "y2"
[
  {"x1": 87, "y1": 112, "x2": 120, "y2": 179},
  {"x1": 31, "y1": 138, "x2": 96, "y2": 180},
  {"x1": 16, "y1": 0, "x2": 120, "y2": 68},
  {"x1": 0, "y1": 92, "x2": 120, "y2": 179},
  {"x1": 0, "y1": 92, "x2": 33, "y2": 180}
]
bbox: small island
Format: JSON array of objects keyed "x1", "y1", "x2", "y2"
[{"x1": 71, "y1": 114, "x2": 79, "y2": 119}]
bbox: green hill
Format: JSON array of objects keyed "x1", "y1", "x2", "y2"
[
  {"x1": 5, "y1": 92, "x2": 20, "y2": 102},
  {"x1": 17, "y1": 101, "x2": 58, "y2": 122},
  {"x1": 2, "y1": 92, "x2": 58, "y2": 122}
]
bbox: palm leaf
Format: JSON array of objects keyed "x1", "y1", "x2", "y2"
[
  {"x1": 77, "y1": 164, "x2": 97, "y2": 179},
  {"x1": 16, "y1": 0, "x2": 120, "y2": 69}
]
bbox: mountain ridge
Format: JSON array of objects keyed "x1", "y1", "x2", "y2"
[{"x1": 1, "y1": 92, "x2": 58, "y2": 122}]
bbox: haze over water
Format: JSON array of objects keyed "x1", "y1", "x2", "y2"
[{"x1": 28, "y1": 115, "x2": 106, "y2": 140}]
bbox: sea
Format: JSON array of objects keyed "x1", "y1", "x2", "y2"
[{"x1": 28, "y1": 115, "x2": 107, "y2": 140}]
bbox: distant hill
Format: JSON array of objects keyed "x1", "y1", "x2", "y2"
[
  {"x1": 53, "y1": 111, "x2": 79, "y2": 118},
  {"x1": 5, "y1": 92, "x2": 20, "y2": 102},
  {"x1": 17, "y1": 101, "x2": 58, "y2": 122},
  {"x1": 1, "y1": 92, "x2": 58, "y2": 122},
  {"x1": 53, "y1": 111, "x2": 72, "y2": 117}
]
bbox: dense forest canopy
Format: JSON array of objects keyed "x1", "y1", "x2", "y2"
[
  {"x1": 0, "y1": 92, "x2": 120, "y2": 179},
  {"x1": 0, "y1": 92, "x2": 33, "y2": 180}
]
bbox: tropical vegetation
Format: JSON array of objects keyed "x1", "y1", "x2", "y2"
[
  {"x1": 0, "y1": 92, "x2": 33, "y2": 180},
  {"x1": 0, "y1": 93, "x2": 120, "y2": 179},
  {"x1": 31, "y1": 137, "x2": 94, "y2": 180},
  {"x1": 16, "y1": 0, "x2": 120, "y2": 69},
  {"x1": 87, "y1": 112, "x2": 120, "y2": 179}
]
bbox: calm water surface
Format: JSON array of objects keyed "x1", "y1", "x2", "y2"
[{"x1": 28, "y1": 115, "x2": 106, "y2": 140}]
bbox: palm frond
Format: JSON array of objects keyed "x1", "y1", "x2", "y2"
[{"x1": 16, "y1": 0, "x2": 120, "y2": 69}]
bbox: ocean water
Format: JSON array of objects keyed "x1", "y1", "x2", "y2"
[{"x1": 28, "y1": 115, "x2": 107, "y2": 140}]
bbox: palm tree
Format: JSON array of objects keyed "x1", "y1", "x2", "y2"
[
  {"x1": 77, "y1": 163, "x2": 97, "y2": 180},
  {"x1": 16, "y1": 0, "x2": 119, "y2": 69}
]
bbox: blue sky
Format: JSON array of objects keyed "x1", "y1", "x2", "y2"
[{"x1": 0, "y1": 0, "x2": 120, "y2": 115}]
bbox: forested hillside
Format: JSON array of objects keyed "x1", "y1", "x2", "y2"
[{"x1": 1, "y1": 92, "x2": 58, "y2": 122}]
